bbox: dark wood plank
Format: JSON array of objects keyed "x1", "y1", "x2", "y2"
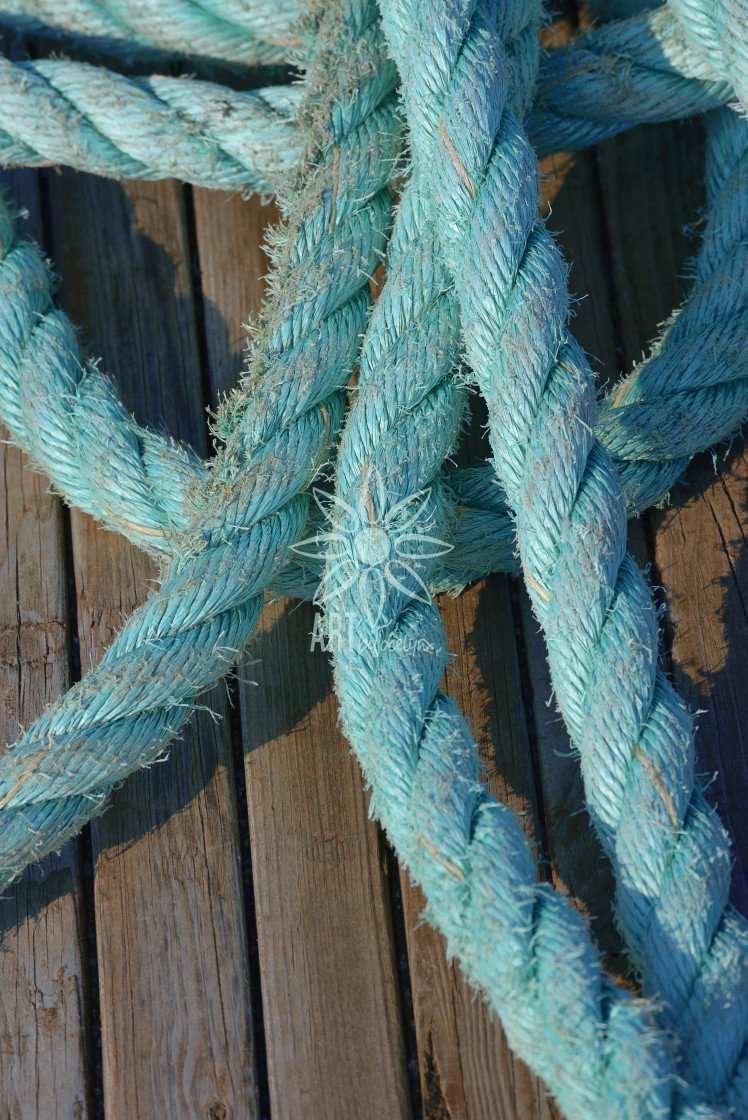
[
  {"x1": 650, "y1": 450, "x2": 748, "y2": 910},
  {"x1": 0, "y1": 169, "x2": 91, "y2": 1120},
  {"x1": 192, "y1": 187, "x2": 413, "y2": 1120},
  {"x1": 47, "y1": 173, "x2": 259, "y2": 1119}
]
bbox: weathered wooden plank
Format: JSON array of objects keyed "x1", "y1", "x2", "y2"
[
  {"x1": 650, "y1": 451, "x2": 748, "y2": 910},
  {"x1": 46, "y1": 172, "x2": 258, "y2": 1118},
  {"x1": 191, "y1": 188, "x2": 276, "y2": 404},
  {"x1": 596, "y1": 121, "x2": 705, "y2": 369},
  {"x1": 239, "y1": 598, "x2": 412, "y2": 1120},
  {"x1": 192, "y1": 186, "x2": 413, "y2": 1120},
  {"x1": 0, "y1": 169, "x2": 91, "y2": 1120}
]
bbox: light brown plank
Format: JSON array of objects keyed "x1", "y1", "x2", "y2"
[
  {"x1": 0, "y1": 169, "x2": 91, "y2": 1120},
  {"x1": 192, "y1": 187, "x2": 413, "y2": 1119},
  {"x1": 239, "y1": 598, "x2": 412, "y2": 1120},
  {"x1": 191, "y1": 188, "x2": 277, "y2": 404},
  {"x1": 47, "y1": 172, "x2": 259, "y2": 1118}
]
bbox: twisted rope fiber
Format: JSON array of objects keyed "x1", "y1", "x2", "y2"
[
  {"x1": 319, "y1": 12, "x2": 707, "y2": 1116},
  {"x1": 0, "y1": 58, "x2": 302, "y2": 193},
  {"x1": 0, "y1": 17, "x2": 736, "y2": 189},
  {"x1": 0, "y1": 4, "x2": 743, "y2": 1111},
  {"x1": 380, "y1": 0, "x2": 748, "y2": 1108},
  {"x1": 0, "y1": 0, "x2": 402, "y2": 882},
  {"x1": 0, "y1": 0, "x2": 302, "y2": 66},
  {"x1": 0, "y1": 196, "x2": 208, "y2": 555},
  {"x1": 526, "y1": 5, "x2": 733, "y2": 152},
  {"x1": 5, "y1": 89, "x2": 748, "y2": 582},
  {"x1": 0, "y1": 8, "x2": 714, "y2": 1111}
]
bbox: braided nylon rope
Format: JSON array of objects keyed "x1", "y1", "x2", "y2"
[
  {"x1": 0, "y1": 58, "x2": 301, "y2": 192},
  {"x1": 377, "y1": 0, "x2": 748, "y2": 1109},
  {"x1": 0, "y1": 0, "x2": 301, "y2": 65},
  {"x1": 0, "y1": 0, "x2": 401, "y2": 883}
]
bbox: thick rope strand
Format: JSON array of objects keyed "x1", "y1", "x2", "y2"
[
  {"x1": 0, "y1": 0, "x2": 401, "y2": 887},
  {"x1": 4, "y1": 93, "x2": 745, "y2": 584},
  {"x1": 0, "y1": 58, "x2": 301, "y2": 193},
  {"x1": 526, "y1": 6, "x2": 732, "y2": 152},
  {"x1": 321, "y1": 18, "x2": 709, "y2": 1118},
  {"x1": 0, "y1": 0, "x2": 302, "y2": 66},
  {"x1": 380, "y1": 0, "x2": 748, "y2": 1107},
  {"x1": 0, "y1": 25, "x2": 730, "y2": 189}
]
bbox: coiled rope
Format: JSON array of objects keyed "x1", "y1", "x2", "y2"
[
  {"x1": 0, "y1": 0, "x2": 746, "y2": 1115},
  {"x1": 0, "y1": 0, "x2": 400, "y2": 881},
  {"x1": 0, "y1": 18, "x2": 738, "y2": 187}
]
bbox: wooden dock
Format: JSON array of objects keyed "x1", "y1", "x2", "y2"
[{"x1": 1, "y1": 37, "x2": 745, "y2": 1120}]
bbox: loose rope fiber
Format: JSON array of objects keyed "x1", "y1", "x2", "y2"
[
  {"x1": 0, "y1": 0, "x2": 302, "y2": 66},
  {"x1": 378, "y1": 0, "x2": 748, "y2": 1108},
  {"x1": 3, "y1": 82, "x2": 746, "y2": 580},
  {"x1": 0, "y1": 0, "x2": 402, "y2": 894},
  {"x1": 0, "y1": 0, "x2": 747, "y2": 1115},
  {"x1": 0, "y1": 58, "x2": 302, "y2": 193},
  {"x1": 0, "y1": 18, "x2": 738, "y2": 188}
]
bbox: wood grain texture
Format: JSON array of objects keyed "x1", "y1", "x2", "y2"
[
  {"x1": 191, "y1": 188, "x2": 278, "y2": 405},
  {"x1": 239, "y1": 598, "x2": 412, "y2": 1120},
  {"x1": 0, "y1": 433, "x2": 90, "y2": 1120},
  {"x1": 0, "y1": 168, "x2": 91, "y2": 1120},
  {"x1": 47, "y1": 173, "x2": 259, "y2": 1119}
]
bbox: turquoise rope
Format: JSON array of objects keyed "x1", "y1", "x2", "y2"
[
  {"x1": 0, "y1": 19, "x2": 734, "y2": 188},
  {"x1": 0, "y1": 58, "x2": 301, "y2": 193},
  {"x1": 379, "y1": 0, "x2": 748, "y2": 1109},
  {"x1": 0, "y1": 0, "x2": 401, "y2": 883},
  {"x1": 0, "y1": 2, "x2": 743, "y2": 1111},
  {"x1": 527, "y1": 8, "x2": 732, "y2": 151},
  {"x1": 0, "y1": 0, "x2": 302, "y2": 66},
  {"x1": 3, "y1": 85, "x2": 746, "y2": 584},
  {"x1": 322, "y1": 16, "x2": 698, "y2": 1118}
]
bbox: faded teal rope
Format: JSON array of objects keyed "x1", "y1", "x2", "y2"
[
  {"x1": 0, "y1": 0, "x2": 302, "y2": 66},
  {"x1": 0, "y1": 58, "x2": 301, "y2": 193},
  {"x1": 323, "y1": 39, "x2": 689, "y2": 1120},
  {"x1": 0, "y1": 2, "x2": 743, "y2": 1111},
  {"x1": 379, "y1": 0, "x2": 748, "y2": 1110},
  {"x1": 0, "y1": 0, "x2": 401, "y2": 883},
  {"x1": 3, "y1": 85, "x2": 746, "y2": 587},
  {"x1": 0, "y1": 18, "x2": 734, "y2": 189}
]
